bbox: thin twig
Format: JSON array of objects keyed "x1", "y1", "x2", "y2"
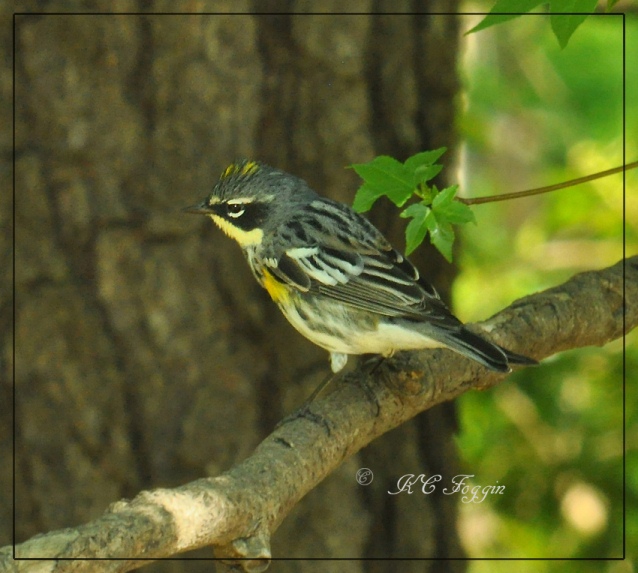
[{"x1": 458, "y1": 160, "x2": 638, "y2": 205}]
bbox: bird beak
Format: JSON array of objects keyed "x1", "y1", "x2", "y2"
[{"x1": 183, "y1": 201, "x2": 214, "y2": 215}]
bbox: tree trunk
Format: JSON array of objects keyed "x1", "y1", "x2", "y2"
[{"x1": 7, "y1": 2, "x2": 465, "y2": 571}]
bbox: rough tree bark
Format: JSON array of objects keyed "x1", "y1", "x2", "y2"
[{"x1": 7, "y1": 4, "x2": 466, "y2": 571}]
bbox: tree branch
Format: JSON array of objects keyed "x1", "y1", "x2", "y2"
[
  {"x1": 3, "y1": 256, "x2": 635, "y2": 572},
  {"x1": 457, "y1": 160, "x2": 638, "y2": 205}
]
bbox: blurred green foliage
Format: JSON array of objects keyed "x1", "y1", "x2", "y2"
[{"x1": 453, "y1": 9, "x2": 635, "y2": 569}]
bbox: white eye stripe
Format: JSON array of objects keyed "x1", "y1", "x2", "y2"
[{"x1": 227, "y1": 198, "x2": 253, "y2": 205}]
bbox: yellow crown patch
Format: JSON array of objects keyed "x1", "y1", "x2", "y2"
[{"x1": 221, "y1": 161, "x2": 260, "y2": 180}]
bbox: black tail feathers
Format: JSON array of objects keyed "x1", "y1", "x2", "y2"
[
  {"x1": 501, "y1": 347, "x2": 539, "y2": 367},
  {"x1": 441, "y1": 327, "x2": 537, "y2": 372}
]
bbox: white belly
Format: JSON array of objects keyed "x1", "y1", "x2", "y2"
[{"x1": 279, "y1": 300, "x2": 443, "y2": 356}]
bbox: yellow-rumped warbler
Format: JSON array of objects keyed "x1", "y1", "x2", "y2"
[{"x1": 186, "y1": 160, "x2": 536, "y2": 375}]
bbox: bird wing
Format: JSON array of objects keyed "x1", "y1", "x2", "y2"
[{"x1": 262, "y1": 199, "x2": 458, "y2": 325}]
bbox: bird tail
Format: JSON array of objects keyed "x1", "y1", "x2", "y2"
[{"x1": 438, "y1": 327, "x2": 537, "y2": 373}]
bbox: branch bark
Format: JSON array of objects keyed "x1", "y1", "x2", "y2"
[{"x1": 3, "y1": 256, "x2": 634, "y2": 572}]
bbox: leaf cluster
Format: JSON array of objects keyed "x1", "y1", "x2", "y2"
[{"x1": 351, "y1": 149, "x2": 475, "y2": 262}]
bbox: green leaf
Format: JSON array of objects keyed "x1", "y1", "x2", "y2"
[
  {"x1": 405, "y1": 148, "x2": 446, "y2": 197},
  {"x1": 400, "y1": 203, "x2": 428, "y2": 219},
  {"x1": 425, "y1": 210, "x2": 455, "y2": 263},
  {"x1": 606, "y1": 0, "x2": 621, "y2": 10},
  {"x1": 466, "y1": 0, "x2": 598, "y2": 48},
  {"x1": 352, "y1": 182, "x2": 386, "y2": 213},
  {"x1": 550, "y1": 0, "x2": 598, "y2": 49},
  {"x1": 413, "y1": 164, "x2": 444, "y2": 189},
  {"x1": 350, "y1": 156, "x2": 415, "y2": 210},
  {"x1": 400, "y1": 203, "x2": 430, "y2": 255},
  {"x1": 465, "y1": 0, "x2": 545, "y2": 36},
  {"x1": 432, "y1": 185, "x2": 477, "y2": 225},
  {"x1": 404, "y1": 148, "x2": 447, "y2": 175}
]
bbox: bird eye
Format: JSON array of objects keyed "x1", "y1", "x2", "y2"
[{"x1": 226, "y1": 203, "x2": 245, "y2": 218}]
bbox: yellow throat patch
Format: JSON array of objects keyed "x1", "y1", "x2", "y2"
[{"x1": 209, "y1": 214, "x2": 264, "y2": 248}]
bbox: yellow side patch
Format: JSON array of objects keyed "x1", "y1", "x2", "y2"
[
  {"x1": 210, "y1": 214, "x2": 263, "y2": 247},
  {"x1": 261, "y1": 268, "x2": 290, "y2": 304},
  {"x1": 221, "y1": 161, "x2": 259, "y2": 179}
]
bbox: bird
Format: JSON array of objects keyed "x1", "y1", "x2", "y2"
[{"x1": 185, "y1": 160, "x2": 536, "y2": 378}]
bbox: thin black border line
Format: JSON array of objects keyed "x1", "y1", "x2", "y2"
[
  {"x1": 12, "y1": 10, "x2": 17, "y2": 561},
  {"x1": 8, "y1": 556, "x2": 629, "y2": 562},
  {"x1": 621, "y1": 9, "x2": 627, "y2": 563},
  {"x1": 11, "y1": 9, "x2": 627, "y2": 563},
  {"x1": 10, "y1": 11, "x2": 624, "y2": 16}
]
